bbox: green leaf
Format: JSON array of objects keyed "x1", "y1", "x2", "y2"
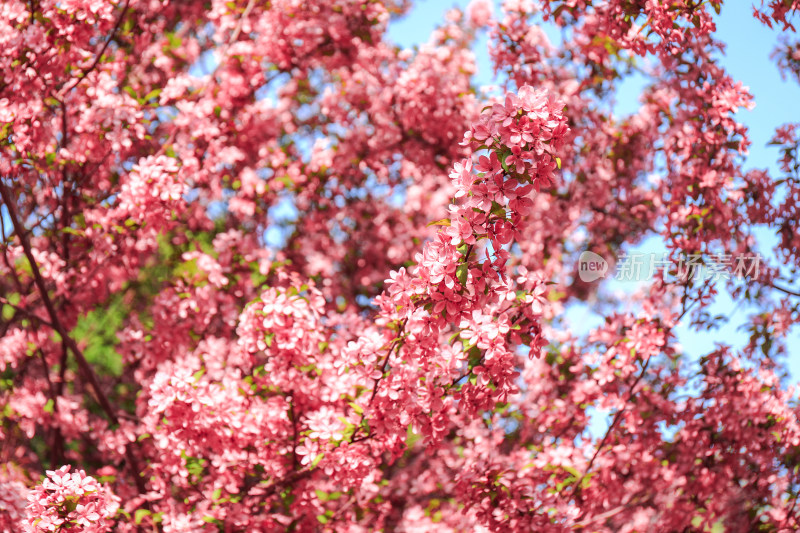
[
  {"x1": 134, "y1": 509, "x2": 151, "y2": 525},
  {"x1": 62, "y1": 227, "x2": 83, "y2": 236},
  {"x1": 490, "y1": 200, "x2": 507, "y2": 218},
  {"x1": 456, "y1": 263, "x2": 469, "y2": 286},
  {"x1": 427, "y1": 218, "x2": 451, "y2": 227},
  {"x1": 500, "y1": 154, "x2": 510, "y2": 173},
  {"x1": 167, "y1": 32, "x2": 182, "y2": 49},
  {"x1": 143, "y1": 88, "x2": 162, "y2": 102},
  {"x1": 406, "y1": 424, "x2": 421, "y2": 448},
  {"x1": 71, "y1": 298, "x2": 125, "y2": 377},
  {"x1": 310, "y1": 453, "x2": 324, "y2": 468}
]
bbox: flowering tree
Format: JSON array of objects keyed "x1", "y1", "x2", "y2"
[{"x1": 1, "y1": 0, "x2": 799, "y2": 531}]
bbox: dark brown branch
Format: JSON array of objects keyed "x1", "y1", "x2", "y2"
[
  {"x1": 0, "y1": 295, "x2": 56, "y2": 329},
  {"x1": 0, "y1": 215, "x2": 26, "y2": 294},
  {"x1": 59, "y1": 99, "x2": 71, "y2": 263},
  {"x1": 349, "y1": 318, "x2": 409, "y2": 443},
  {"x1": 576, "y1": 354, "x2": 652, "y2": 494},
  {"x1": 56, "y1": 0, "x2": 132, "y2": 98},
  {"x1": 573, "y1": 291, "x2": 701, "y2": 501},
  {"x1": 37, "y1": 348, "x2": 65, "y2": 467},
  {"x1": 0, "y1": 179, "x2": 153, "y2": 503},
  {"x1": 769, "y1": 281, "x2": 800, "y2": 298},
  {"x1": 289, "y1": 397, "x2": 299, "y2": 473},
  {"x1": 261, "y1": 468, "x2": 312, "y2": 499}
]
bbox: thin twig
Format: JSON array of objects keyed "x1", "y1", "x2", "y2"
[
  {"x1": 577, "y1": 355, "x2": 652, "y2": 488},
  {"x1": 573, "y1": 290, "x2": 701, "y2": 498},
  {"x1": 349, "y1": 318, "x2": 408, "y2": 443},
  {"x1": 0, "y1": 295, "x2": 56, "y2": 329},
  {"x1": 769, "y1": 281, "x2": 800, "y2": 298},
  {"x1": 0, "y1": 179, "x2": 156, "y2": 513},
  {"x1": 208, "y1": 0, "x2": 257, "y2": 81},
  {"x1": 57, "y1": 0, "x2": 132, "y2": 99}
]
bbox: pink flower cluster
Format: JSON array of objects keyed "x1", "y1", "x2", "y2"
[
  {"x1": 373, "y1": 85, "x2": 568, "y2": 436},
  {"x1": 24, "y1": 466, "x2": 120, "y2": 533},
  {"x1": 116, "y1": 155, "x2": 185, "y2": 229}
]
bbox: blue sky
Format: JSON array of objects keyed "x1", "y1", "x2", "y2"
[{"x1": 387, "y1": 1, "x2": 800, "y2": 386}]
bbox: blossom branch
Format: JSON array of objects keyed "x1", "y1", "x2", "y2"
[
  {"x1": 0, "y1": 179, "x2": 154, "y2": 503},
  {"x1": 56, "y1": 0, "x2": 132, "y2": 99}
]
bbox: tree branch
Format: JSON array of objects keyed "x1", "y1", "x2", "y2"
[
  {"x1": 56, "y1": 0, "x2": 132, "y2": 99},
  {"x1": 0, "y1": 178, "x2": 154, "y2": 505},
  {"x1": 769, "y1": 280, "x2": 800, "y2": 298}
]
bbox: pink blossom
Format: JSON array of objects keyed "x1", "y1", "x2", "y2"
[
  {"x1": 24, "y1": 466, "x2": 120, "y2": 533},
  {"x1": 466, "y1": 0, "x2": 494, "y2": 28}
]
